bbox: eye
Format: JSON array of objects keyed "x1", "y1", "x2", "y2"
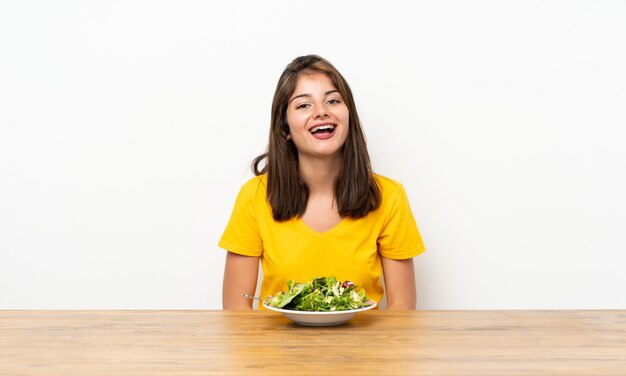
[
  {"x1": 327, "y1": 98, "x2": 342, "y2": 105},
  {"x1": 295, "y1": 103, "x2": 311, "y2": 110}
]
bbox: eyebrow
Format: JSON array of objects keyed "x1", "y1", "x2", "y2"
[{"x1": 289, "y1": 89, "x2": 339, "y2": 104}]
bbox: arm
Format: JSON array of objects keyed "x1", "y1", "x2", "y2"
[
  {"x1": 381, "y1": 256, "x2": 416, "y2": 310},
  {"x1": 222, "y1": 251, "x2": 260, "y2": 310}
]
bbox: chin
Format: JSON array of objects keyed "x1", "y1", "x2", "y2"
[{"x1": 314, "y1": 150, "x2": 343, "y2": 159}]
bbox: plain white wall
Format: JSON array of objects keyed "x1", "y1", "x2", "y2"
[{"x1": 1, "y1": 1, "x2": 625, "y2": 309}]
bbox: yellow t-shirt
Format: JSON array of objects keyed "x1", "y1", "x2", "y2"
[{"x1": 218, "y1": 174, "x2": 425, "y2": 307}]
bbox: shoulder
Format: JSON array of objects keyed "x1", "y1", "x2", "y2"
[
  {"x1": 239, "y1": 174, "x2": 267, "y2": 197},
  {"x1": 373, "y1": 173, "x2": 405, "y2": 198},
  {"x1": 231, "y1": 175, "x2": 268, "y2": 210},
  {"x1": 372, "y1": 174, "x2": 411, "y2": 213}
]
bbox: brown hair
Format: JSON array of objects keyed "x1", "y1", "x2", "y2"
[{"x1": 253, "y1": 55, "x2": 381, "y2": 221}]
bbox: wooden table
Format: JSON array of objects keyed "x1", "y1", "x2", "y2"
[{"x1": 1, "y1": 310, "x2": 625, "y2": 375}]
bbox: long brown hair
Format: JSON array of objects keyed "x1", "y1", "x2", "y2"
[{"x1": 253, "y1": 55, "x2": 381, "y2": 221}]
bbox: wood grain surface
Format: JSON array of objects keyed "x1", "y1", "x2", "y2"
[{"x1": 1, "y1": 310, "x2": 625, "y2": 375}]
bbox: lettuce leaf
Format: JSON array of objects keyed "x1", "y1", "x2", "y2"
[{"x1": 265, "y1": 276, "x2": 371, "y2": 311}]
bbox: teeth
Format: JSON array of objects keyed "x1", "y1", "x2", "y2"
[{"x1": 310, "y1": 125, "x2": 335, "y2": 133}]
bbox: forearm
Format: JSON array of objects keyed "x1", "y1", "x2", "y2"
[
  {"x1": 222, "y1": 252, "x2": 260, "y2": 310},
  {"x1": 385, "y1": 297, "x2": 416, "y2": 310},
  {"x1": 381, "y1": 256, "x2": 417, "y2": 310}
]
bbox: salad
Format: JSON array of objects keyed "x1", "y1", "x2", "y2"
[{"x1": 264, "y1": 276, "x2": 372, "y2": 311}]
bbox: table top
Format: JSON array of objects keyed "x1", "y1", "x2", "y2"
[{"x1": 1, "y1": 310, "x2": 625, "y2": 375}]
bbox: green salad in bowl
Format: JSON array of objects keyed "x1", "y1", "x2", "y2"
[{"x1": 263, "y1": 277, "x2": 376, "y2": 326}]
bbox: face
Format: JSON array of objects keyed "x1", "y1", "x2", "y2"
[{"x1": 285, "y1": 73, "x2": 349, "y2": 161}]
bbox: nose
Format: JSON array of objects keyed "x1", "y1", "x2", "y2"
[{"x1": 314, "y1": 103, "x2": 329, "y2": 119}]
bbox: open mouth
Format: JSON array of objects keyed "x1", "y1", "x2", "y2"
[{"x1": 310, "y1": 124, "x2": 336, "y2": 139}]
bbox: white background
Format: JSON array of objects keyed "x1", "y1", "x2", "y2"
[{"x1": 1, "y1": 1, "x2": 625, "y2": 309}]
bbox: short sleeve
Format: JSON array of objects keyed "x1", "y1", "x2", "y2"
[
  {"x1": 218, "y1": 184, "x2": 264, "y2": 257},
  {"x1": 377, "y1": 184, "x2": 426, "y2": 259}
]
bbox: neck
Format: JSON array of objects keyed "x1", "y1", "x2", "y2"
[{"x1": 298, "y1": 154, "x2": 342, "y2": 194}]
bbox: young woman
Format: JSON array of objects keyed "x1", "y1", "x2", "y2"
[{"x1": 219, "y1": 55, "x2": 425, "y2": 309}]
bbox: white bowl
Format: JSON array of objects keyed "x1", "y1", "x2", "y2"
[{"x1": 262, "y1": 300, "x2": 377, "y2": 326}]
